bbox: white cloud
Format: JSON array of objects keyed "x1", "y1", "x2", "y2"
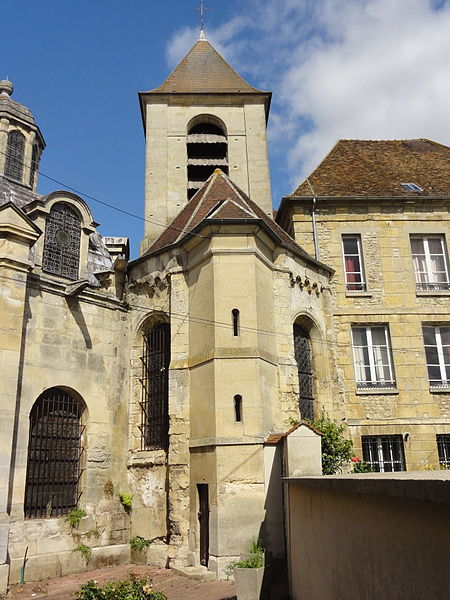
[{"x1": 166, "y1": 0, "x2": 450, "y2": 194}]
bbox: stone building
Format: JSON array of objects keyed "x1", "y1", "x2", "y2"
[
  {"x1": 276, "y1": 139, "x2": 450, "y2": 472},
  {"x1": 0, "y1": 31, "x2": 449, "y2": 592}
]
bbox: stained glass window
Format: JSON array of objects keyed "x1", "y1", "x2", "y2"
[
  {"x1": 43, "y1": 203, "x2": 81, "y2": 280},
  {"x1": 5, "y1": 130, "x2": 25, "y2": 182}
]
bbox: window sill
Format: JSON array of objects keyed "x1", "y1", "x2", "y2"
[
  {"x1": 416, "y1": 291, "x2": 450, "y2": 297},
  {"x1": 429, "y1": 385, "x2": 450, "y2": 394},
  {"x1": 345, "y1": 291, "x2": 373, "y2": 298},
  {"x1": 127, "y1": 449, "x2": 167, "y2": 468},
  {"x1": 355, "y1": 387, "x2": 399, "y2": 395}
]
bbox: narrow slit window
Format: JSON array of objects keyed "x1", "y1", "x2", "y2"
[
  {"x1": 5, "y1": 130, "x2": 25, "y2": 182},
  {"x1": 234, "y1": 395, "x2": 242, "y2": 422},
  {"x1": 232, "y1": 309, "x2": 240, "y2": 336}
]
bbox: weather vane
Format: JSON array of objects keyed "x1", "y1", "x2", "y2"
[{"x1": 196, "y1": 1, "x2": 208, "y2": 34}]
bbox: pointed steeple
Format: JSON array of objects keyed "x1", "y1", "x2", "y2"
[{"x1": 144, "y1": 39, "x2": 269, "y2": 98}]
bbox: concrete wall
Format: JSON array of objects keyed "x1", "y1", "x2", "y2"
[{"x1": 285, "y1": 472, "x2": 450, "y2": 600}]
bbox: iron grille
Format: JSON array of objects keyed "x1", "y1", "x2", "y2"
[
  {"x1": 24, "y1": 388, "x2": 85, "y2": 518},
  {"x1": 362, "y1": 435, "x2": 405, "y2": 472},
  {"x1": 437, "y1": 434, "x2": 450, "y2": 468},
  {"x1": 42, "y1": 203, "x2": 81, "y2": 280},
  {"x1": 416, "y1": 282, "x2": 450, "y2": 292},
  {"x1": 293, "y1": 324, "x2": 314, "y2": 421},
  {"x1": 5, "y1": 130, "x2": 25, "y2": 182},
  {"x1": 140, "y1": 323, "x2": 170, "y2": 450}
]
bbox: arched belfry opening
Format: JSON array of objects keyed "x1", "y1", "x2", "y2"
[{"x1": 187, "y1": 116, "x2": 228, "y2": 200}]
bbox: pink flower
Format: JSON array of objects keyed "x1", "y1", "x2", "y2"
[{"x1": 351, "y1": 456, "x2": 361, "y2": 462}]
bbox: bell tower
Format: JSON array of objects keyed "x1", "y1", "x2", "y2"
[
  {"x1": 0, "y1": 80, "x2": 45, "y2": 191},
  {"x1": 138, "y1": 33, "x2": 272, "y2": 253}
]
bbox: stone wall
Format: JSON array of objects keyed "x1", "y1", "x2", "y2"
[{"x1": 290, "y1": 198, "x2": 450, "y2": 469}]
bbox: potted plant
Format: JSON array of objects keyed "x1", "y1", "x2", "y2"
[{"x1": 227, "y1": 539, "x2": 269, "y2": 600}]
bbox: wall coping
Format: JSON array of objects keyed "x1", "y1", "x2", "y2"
[{"x1": 283, "y1": 471, "x2": 450, "y2": 504}]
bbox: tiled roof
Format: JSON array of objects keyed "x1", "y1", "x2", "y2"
[
  {"x1": 144, "y1": 169, "x2": 316, "y2": 262},
  {"x1": 292, "y1": 139, "x2": 450, "y2": 198},
  {"x1": 145, "y1": 39, "x2": 268, "y2": 96}
]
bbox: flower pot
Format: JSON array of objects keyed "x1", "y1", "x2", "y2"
[{"x1": 233, "y1": 565, "x2": 267, "y2": 600}]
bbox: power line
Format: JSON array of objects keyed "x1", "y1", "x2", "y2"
[
  {"x1": 0, "y1": 148, "x2": 209, "y2": 241},
  {"x1": 0, "y1": 271, "x2": 447, "y2": 354}
]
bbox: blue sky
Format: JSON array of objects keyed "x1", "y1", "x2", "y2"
[{"x1": 2, "y1": 0, "x2": 450, "y2": 257}]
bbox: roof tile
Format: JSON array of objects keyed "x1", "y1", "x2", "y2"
[{"x1": 293, "y1": 139, "x2": 450, "y2": 198}]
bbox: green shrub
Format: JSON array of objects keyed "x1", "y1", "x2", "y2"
[
  {"x1": 74, "y1": 573, "x2": 167, "y2": 600},
  {"x1": 66, "y1": 508, "x2": 86, "y2": 528},
  {"x1": 130, "y1": 536, "x2": 153, "y2": 551},
  {"x1": 351, "y1": 456, "x2": 373, "y2": 473},
  {"x1": 118, "y1": 492, "x2": 133, "y2": 510},
  {"x1": 310, "y1": 411, "x2": 353, "y2": 475},
  {"x1": 73, "y1": 543, "x2": 91, "y2": 562}
]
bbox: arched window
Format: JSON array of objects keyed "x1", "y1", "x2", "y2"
[
  {"x1": 141, "y1": 322, "x2": 170, "y2": 450},
  {"x1": 187, "y1": 118, "x2": 228, "y2": 200},
  {"x1": 232, "y1": 309, "x2": 240, "y2": 337},
  {"x1": 24, "y1": 388, "x2": 85, "y2": 518},
  {"x1": 42, "y1": 203, "x2": 81, "y2": 280},
  {"x1": 293, "y1": 324, "x2": 314, "y2": 421},
  {"x1": 5, "y1": 130, "x2": 25, "y2": 182}
]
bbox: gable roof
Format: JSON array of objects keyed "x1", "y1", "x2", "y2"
[
  {"x1": 142, "y1": 169, "x2": 328, "y2": 270},
  {"x1": 291, "y1": 139, "x2": 450, "y2": 198}
]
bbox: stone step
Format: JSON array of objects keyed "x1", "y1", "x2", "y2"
[{"x1": 171, "y1": 565, "x2": 217, "y2": 582}]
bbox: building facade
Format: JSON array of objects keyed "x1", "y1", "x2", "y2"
[
  {"x1": 0, "y1": 34, "x2": 449, "y2": 592},
  {"x1": 277, "y1": 139, "x2": 450, "y2": 472}
]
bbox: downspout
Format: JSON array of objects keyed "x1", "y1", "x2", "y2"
[{"x1": 306, "y1": 179, "x2": 320, "y2": 261}]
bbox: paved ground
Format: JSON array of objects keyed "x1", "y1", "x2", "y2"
[{"x1": 6, "y1": 564, "x2": 236, "y2": 600}]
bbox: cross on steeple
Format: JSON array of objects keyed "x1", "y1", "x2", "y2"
[{"x1": 196, "y1": 1, "x2": 208, "y2": 38}]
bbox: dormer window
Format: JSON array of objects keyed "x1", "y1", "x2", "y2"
[
  {"x1": 5, "y1": 130, "x2": 25, "y2": 183},
  {"x1": 42, "y1": 203, "x2": 81, "y2": 280},
  {"x1": 187, "y1": 117, "x2": 228, "y2": 200},
  {"x1": 401, "y1": 182, "x2": 423, "y2": 192}
]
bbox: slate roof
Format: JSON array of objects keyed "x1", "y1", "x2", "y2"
[
  {"x1": 145, "y1": 39, "x2": 268, "y2": 96},
  {"x1": 292, "y1": 139, "x2": 450, "y2": 198},
  {"x1": 0, "y1": 175, "x2": 42, "y2": 209},
  {"x1": 144, "y1": 169, "x2": 325, "y2": 268}
]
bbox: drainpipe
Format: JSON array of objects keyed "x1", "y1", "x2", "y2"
[{"x1": 307, "y1": 179, "x2": 320, "y2": 261}]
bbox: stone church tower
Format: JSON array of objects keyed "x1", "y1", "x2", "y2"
[{"x1": 139, "y1": 32, "x2": 272, "y2": 252}]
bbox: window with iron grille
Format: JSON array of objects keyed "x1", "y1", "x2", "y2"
[
  {"x1": 140, "y1": 322, "x2": 170, "y2": 450},
  {"x1": 410, "y1": 235, "x2": 450, "y2": 291},
  {"x1": 42, "y1": 203, "x2": 81, "y2": 280},
  {"x1": 352, "y1": 325, "x2": 396, "y2": 390},
  {"x1": 5, "y1": 130, "x2": 25, "y2": 182},
  {"x1": 437, "y1": 434, "x2": 450, "y2": 468},
  {"x1": 422, "y1": 325, "x2": 450, "y2": 389},
  {"x1": 293, "y1": 324, "x2": 314, "y2": 421},
  {"x1": 24, "y1": 388, "x2": 85, "y2": 518},
  {"x1": 362, "y1": 435, "x2": 405, "y2": 472},
  {"x1": 342, "y1": 235, "x2": 366, "y2": 291}
]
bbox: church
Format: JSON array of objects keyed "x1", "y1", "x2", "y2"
[{"x1": 0, "y1": 28, "x2": 449, "y2": 591}]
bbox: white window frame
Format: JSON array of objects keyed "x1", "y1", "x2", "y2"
[
  {"x1": 410, "y1": 235, "x2": 450, "y2": 291},
  {"x1": 423, "y1": 325, "x2": 450, "y2": 388},
  {"x1": 342, "y1": 235, "x2": 366, "y2": 291},
  {"x1": 352, "y1": 325, "x2": 395, "y2": 389}
]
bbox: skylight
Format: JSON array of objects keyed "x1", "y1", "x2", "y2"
[{"x1": 401, "y1": 182, "x2": 423, "y2": 192}]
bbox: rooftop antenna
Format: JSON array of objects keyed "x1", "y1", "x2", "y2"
[{"x1": 196, "y1": 1, "x2": 208, "y2": 39}]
